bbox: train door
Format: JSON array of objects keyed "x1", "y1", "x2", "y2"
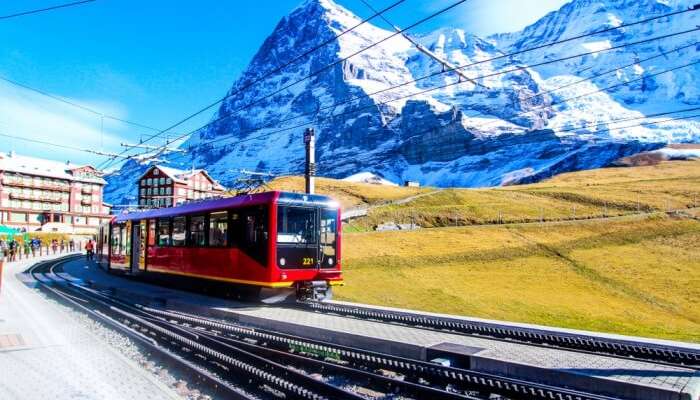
[{"x1": 130, "y1": 220, "x2": 146, "y2": 273}]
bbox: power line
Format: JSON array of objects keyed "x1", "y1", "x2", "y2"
[
  {"x1": 177, "y1": 53, "x2": 700, "y2": 167},
  {"x1": 467, "y1": 39, "x2": 700, "y2": 130},
  {"x1": 518, "y1": 42, "x2": 699, "y2": 105},
  {"x1": 0, "y1": 0, "x2": 96, "y2": 20},
  {"x1": 492, "y1": 57, "x2": 700, "y2": 134},
  {"x1": 358, "y1": 0, "x2": 483, "y2": 87},
  {"x1": 0, "y1": 75, "x2": 161, "y2": 132},
  {"x1": 111, "y1": 6, "x2": 700, "y2": 179},
  {"x1": 0, "y1": 130, "x2": 132, "y2": 159},
  {"x1": 100, "y1": 0, "x2": 412, "y2": 169},
  {"x1": 120, "y1": 0, "x2": 470, "y2": 165},
  {"x1": 128, "y1": 8, "x2": 699, "y2": 166},
  {"x1": 161, "y1": 29, "x2": 699, "y2": 162}
]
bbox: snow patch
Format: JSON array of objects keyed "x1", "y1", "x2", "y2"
[
  {"x1": 343, "y1": 172, "x2": 398, "y2": 186},
  {"x1": 581, "y1": 40, "x2": 612, "y2": 58}
]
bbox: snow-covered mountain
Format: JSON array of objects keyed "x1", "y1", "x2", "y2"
[{"x1": 105, "y1": 0, "x2": 700, "y2": 205}]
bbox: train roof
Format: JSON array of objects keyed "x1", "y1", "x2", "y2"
[{"x1": 113, "y1": 191, "x2": 338, "y2": 222}]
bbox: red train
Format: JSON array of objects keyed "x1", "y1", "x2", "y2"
[{"x1": 97, "y1": 191, "x2": 342, "y2": 301}]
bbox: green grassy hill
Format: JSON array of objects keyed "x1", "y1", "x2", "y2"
[{"x1": 269, "y1": 160, "x2": 700, "y2": 342}]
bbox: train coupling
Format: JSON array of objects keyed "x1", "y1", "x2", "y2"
[{"x1": 297, "y1": 280, "x2": 333, "y2": 301}]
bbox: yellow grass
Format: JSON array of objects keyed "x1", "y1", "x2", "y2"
[
  {"x1": 345, "y1": 159, "x2": 700, "y2": 230},
  {"x1": 265, "y1": 176, "x2": 429, "y2": 209},
  {"x1": 336, "y1": 215, "x2": 700, "y2": 342},
  {"x1": 267, "y1": 159, "x2": 700, "y2": 341}
]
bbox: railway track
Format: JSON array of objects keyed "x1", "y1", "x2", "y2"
[
  {"x1": 27, "y1": 255, "x2": 620, "y2": 400},
  {"x1": 299, "y1": 301, "x2": 700, "y2": 369}
]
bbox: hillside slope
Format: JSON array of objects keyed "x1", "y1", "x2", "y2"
[
  {"x1": 333, "y1": 159, "x2": 700, "y2": 341},
  {"x1": 265, "y1": 159, "x2": 700, "y2": 229}
]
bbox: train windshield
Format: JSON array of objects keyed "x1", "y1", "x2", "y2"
[
  {"x1": 276, "y1": 205, "x2": 338, "y2": 269},
  {"x1": 277, "y1": 207, "x2": 317, "y2": 244}
]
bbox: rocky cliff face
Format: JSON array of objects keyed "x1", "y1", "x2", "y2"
[{"x1": 105, "y1": 0, "x2": 699, "y2": 205}]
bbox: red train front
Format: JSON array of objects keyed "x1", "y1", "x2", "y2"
[{"x1": 96, "y1": 191, "x2": 342, "y2": 301}]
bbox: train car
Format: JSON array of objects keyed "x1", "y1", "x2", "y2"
[{"x1": 96, "y1": 191, "x2": 342, "y2": 301}]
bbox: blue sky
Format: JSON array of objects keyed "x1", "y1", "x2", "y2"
[{"x1": 0, "y1": 0, "x2": 568, "y2": 167}]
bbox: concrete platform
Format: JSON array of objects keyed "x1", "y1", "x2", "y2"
[
  {"x1": 59, "y1": 258, "x2": 700, "y2": 400},
  {"x1": 0, "y1": 255, "x2": 180, "y2": 400}
]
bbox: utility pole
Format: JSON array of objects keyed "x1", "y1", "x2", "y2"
[{"x1": 304, "y1": 128, "x2": 315, "y2": 194}]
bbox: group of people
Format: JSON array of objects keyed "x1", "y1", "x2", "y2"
[{"x1": 0, "y1": 237, "x2": 85, "y2": 261}]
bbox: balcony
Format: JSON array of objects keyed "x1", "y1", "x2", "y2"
[
  {"x1": 9, "y1": 192, "x2": 63, "y2": 203},
  {"x1": 2, "y1": 179, "x2": 70, "y2": 192}
]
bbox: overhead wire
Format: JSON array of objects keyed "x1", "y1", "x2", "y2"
[
  {"x1": 0, "y1": 75, "x2": 161, "y2": 132},
  {"x1": 0, "y1": 130, "x2": 132, "y2": 159},
  {"x1": 122, "y1": 6, "x2": 700, "y2": 167},
  {"x1": 109, "y1": 5, "x2": 700, "y2": 184},
  {"x1": 161, "y1": 29, "x2": 700, "y2": 164},
  {"x1": 0, "y1": 0, "x2": 96, "y2": 20},
  {"x1": 168, "y1": 57, "x2": 700, "y2": 171},
  {"x1": 98, "y1": 0, "x2": 412, "y2": 169}
]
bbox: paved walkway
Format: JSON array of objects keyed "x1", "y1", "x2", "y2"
[{"x1": 0, "y1": 255, "x2": 180, "y2": 400}]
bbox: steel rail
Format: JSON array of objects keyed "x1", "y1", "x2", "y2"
[
  {"x1": 299, "y1": 301, "x2": 700, "y2": 368},
  {"x1": 25, "y1": 257, "x2": 257, "y2": 400},
  {"x1": 42, "y1": 257, "x2": 619, "y2": 400},
  {"x1": 146, "y1": 307, "x2": 619, "y2": 400},
  {"x1": 52, "y1": 268, "x2": 468, "y2": 399},
  {"x1": 28, "y1": 257, "x2": 359, "y2": 400}
]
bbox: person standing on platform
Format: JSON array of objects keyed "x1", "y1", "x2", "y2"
[
  {"x1": 51, "y1": 239, "x2": 58, "y2": 255},
  {"x1": 85, "y1": 239, "x2": 94, "y2": 261},
  {"x1": 8, "y1": 240, "x2": 16, "y2": 262},
  {"x1": 69, "y1": 238, "x2": 75, "y2": 252}
]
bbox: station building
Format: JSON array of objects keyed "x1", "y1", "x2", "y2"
[
  {"x1": 0, "y1": 151, "x2": 112, "y2": 233},
  {"x1": 137, "y1": 165, "x2": 226, "y2": 208}
]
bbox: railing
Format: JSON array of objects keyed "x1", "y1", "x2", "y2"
[
  {"x1": 9, "y1": 193, "x2": 63, "y2": 203},
  {"x1": 2, "y1": 179, "x2": 70, "y2": 192}
]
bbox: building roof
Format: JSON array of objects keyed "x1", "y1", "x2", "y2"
[
  {"x1": 140, "y1": 165, "x2": 226, "y2": 190},
  {"x1": 0, "y1": 152, "x2": 106, "y2": 184}
]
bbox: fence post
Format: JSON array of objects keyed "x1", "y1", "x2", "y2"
[
  {"x1": 539, "y1": 207, "x2": 544, "y2": 223},
  {"x1": 604, "y1": 201, "x2": 608, "y2": 217},
  {"x1": 637, "y1": 195, "x2": 641, "y2": 213}
]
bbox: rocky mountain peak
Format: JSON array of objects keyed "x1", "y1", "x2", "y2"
[{"x1": 104, "y1": 0, "x2": 699, "y2": 206}]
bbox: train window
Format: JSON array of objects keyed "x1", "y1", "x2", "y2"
[
  {"x1": 157, "y1": 218, "x2": 171, "y2": 246},
  {"x1": 188, "y1": 215, "x2": 206, "y2": 246},
  {"x1": 209, "y1": 211, "x2": 228, "y2": 247},
  {"x1": 111, "y1": 225, "x2": 121, "y2": 255},
  {"x1": 172, "y1": 216, "x2": 186, "y2": 246},
  {"x1": 124, "y1": 223, "x2": 131, "y2": 256},
  {"x1": 237, "y1": 207, "x2": 268, "y2": 264},
  {"x1": 320, "y1": 209, "x2": 337, "y2": 257},
  {"x1": 277, "y1": 206, "x2": 316, "y2": 244}
]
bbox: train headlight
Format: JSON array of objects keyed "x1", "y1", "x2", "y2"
[
  {"x1": 281, "y1": 272, "x2": 287, "y2": 280},
  {"x1": 327, "y1": 257, "x2": 334, "y2": 266},
  {"x1": 279, "y1": 257, "x2": 286, "y2": 266}
]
